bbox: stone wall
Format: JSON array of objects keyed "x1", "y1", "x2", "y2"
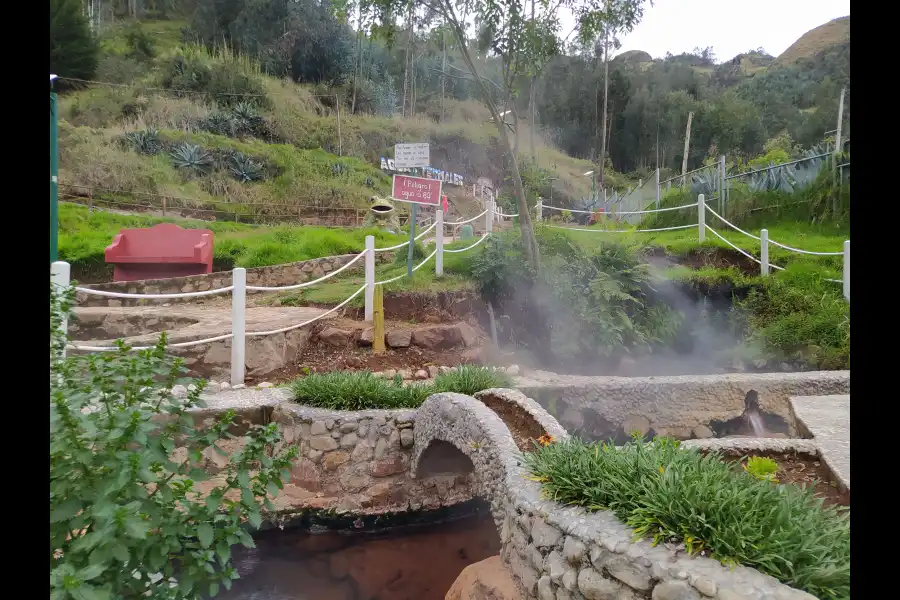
[
  {"x1": 411, "y1": 391, "x2": 820, "y2": 600},
  {"x1": 77, "y1": 252, "x2": 392, "y2": 307},
  {"x1": 516, "y1": 371, "x2": 850, "y2": 444},
  {"x1": 187, "y1": 388, "x2": 474, "y2": 516}
]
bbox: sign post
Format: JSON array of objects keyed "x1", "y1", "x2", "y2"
[
  {"x1": 394, "y1": 143, "x2": 430, "y2": 169},
  {"x1": 391, "y1": 174, "x2": 442, "y2": 278}
]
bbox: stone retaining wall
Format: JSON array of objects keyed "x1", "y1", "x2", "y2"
[
  {"x1": 77, "y1": 252, "x2": 391, "y2": 307},
  {"x1": 188, "y1": 388, "x2": 474, "y2": 516},
  {"x1": 516, "y1": 371, "x2": 850, "y2": 444},
  {"x1": 411, "y1": 391, "x2": 820, "y2": 600}
]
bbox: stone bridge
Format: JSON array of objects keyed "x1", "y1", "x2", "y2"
[{"x1": 409, "y1": 389, "x2": 819, "y2": 600}]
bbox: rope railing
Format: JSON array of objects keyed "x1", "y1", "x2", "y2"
[
  {"x1": 545, "y1": 224, "x2": 695, "y2": 233},
  {"x1": 445, "y1": 209, "x2": 487, "y2": 226},
  {"x1": 443, "y1": 233, "x2": 491, "y2": 253},
  {"x1": 50, "y1": 207, "x2": 498, "y2": 386},
  {"x1": 542, "y1": 202, "x2": 695, "y2": 216}
]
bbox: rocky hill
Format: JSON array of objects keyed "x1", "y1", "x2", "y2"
[{"x1": 773, "y1": 16, "x2": 850, "y2": 68}]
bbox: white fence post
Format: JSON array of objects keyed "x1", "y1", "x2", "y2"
[
  {"x1": 435, "y1": 209, "x2": 444, "y2": 277},
  {"x1": 50, "y1": 261, "x2": 71, "y2": 357},
  {"x1": 364, "y1": 236, "x2": 375, "y2": 321},
  {"x1": 536, "y1": 198, "x2": 543, "y2": 222},
  {"x1": 697, "y1": 194, "x2": 705, "y2": 242},
  {"x1": 760, "y1": 229, "x2": 769, "y2": 276},
  {"x1": 485, "y1": 199, "x2": 494, "y2": 232},
  {"x1": 843, "y1": 241, "x2": 850, "y2": 301},
  {"x1": 230, "y1": 268, "x2": 246, "y2": 386}
]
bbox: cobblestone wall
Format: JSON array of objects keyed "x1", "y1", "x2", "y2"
[{"x1": 411, "y1": 391, "x2": 819, "y2": 600}]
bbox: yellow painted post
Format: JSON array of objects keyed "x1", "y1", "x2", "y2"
[{"x1": 373, "y1": 284, "x2": 385, "y2": 354}]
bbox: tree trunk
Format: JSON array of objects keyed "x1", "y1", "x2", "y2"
[
  {"x1": 451, "y1": 21, "x2": 539, "y2": 269},
  {"x1": 441, "y1": 27, "x2": 446, "y2": 123},
  {"x1": 402, "y1": 3, "x2": 413, "y2": 118},
  {"x1": 528, "y1": 0, "x2": 536, "y2": 163},
  {"x1": 598, "y1": 29, "x2": 610, "y2": 187},
  {"x1": 351, "y1": 5, "x2": 363, "y2": 114},
  {"x1": 529, "y1": 77, "x2": 536, "y2": 163}
]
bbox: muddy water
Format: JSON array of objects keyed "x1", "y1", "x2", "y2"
[{"x1": 218, "y1": 512, "x2": 500, "y2": 600}]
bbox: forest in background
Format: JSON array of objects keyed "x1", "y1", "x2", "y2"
[{"x1": 52, "y1": 1, "x2": 850, "y2": 194}]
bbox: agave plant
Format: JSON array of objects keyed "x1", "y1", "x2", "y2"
[
  {"x1": 231, "y1": 101, "x2": 266, "y2": 137},
  {"x1": 124, "y1": 128, "x2": 162, "y2": 155},
  {"x1": 170, "y1": 142, "x2": 213, "y2": 175},
  {"x1": 332, "y1": 162, "x2": 348, "y2": 176},
  {"x1": 198, "y1": 112, "x2": 235, "y2": 137},
  {"x1": 229, "y1": 151, "x2": 264, "y2": 182}
]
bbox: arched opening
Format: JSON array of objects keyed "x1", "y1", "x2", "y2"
[{"x1": 416, "y1": 440, "x2": 475, "y2": 479}]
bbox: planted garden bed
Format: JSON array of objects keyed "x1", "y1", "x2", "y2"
[{"x1": 522, "y1": 436, "x2": 850, "y2": 599}]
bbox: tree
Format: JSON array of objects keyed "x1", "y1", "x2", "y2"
[
  {"x1": 368, "y1": 0, "x2": 648, "y2": 270},
  {"x1": 588, "y1": 0, "x2": 651, "y2": 188},
  {"x1": 51, "y1": 0, "x2": 99, "y2": 82}
]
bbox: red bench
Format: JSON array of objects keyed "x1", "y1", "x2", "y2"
[{"x1": 105, "y1": 223, "x2": 214, "y2": 282}]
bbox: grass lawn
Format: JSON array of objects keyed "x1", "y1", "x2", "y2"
[{"x1": 58, "y1": 203, "x2": 408, "y2": 276}]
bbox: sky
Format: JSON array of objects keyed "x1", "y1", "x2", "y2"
[{"x1": 559, "y1": 0, "x2": 850, "y2": 63}]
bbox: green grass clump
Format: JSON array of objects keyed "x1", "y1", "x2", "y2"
[
  {"x1": 736, "y1": 262, "x2": 849, "y2": 369},
  {"x1": 289, "y1": 366, "x2": 511, "y2": 410},
  {"x1": 523, "y1": 437, "x2": 849, "y2": 599}
]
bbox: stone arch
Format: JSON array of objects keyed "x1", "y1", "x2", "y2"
[{"x1": 415, "y1": 439, "x2": 474, "y2": 479}]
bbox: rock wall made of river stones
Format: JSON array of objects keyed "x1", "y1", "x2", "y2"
[
  {"x1": 515, "y1": 371, "x2": 850, "y2": 444},
  {"x1": 187, "y1": 387, "x2": 475, "y2": 516},
  {"x1": 77, "y1": 252, "x2": 391, "y2": 307},
  {"x1": 411, "y1": 391, "x2": 820, "y2": 600}
]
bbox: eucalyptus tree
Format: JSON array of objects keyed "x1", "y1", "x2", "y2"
[{"x1": 369, "y1": 0, "x2": 637, "y2": 269}]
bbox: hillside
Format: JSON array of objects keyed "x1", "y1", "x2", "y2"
[
  {"x1": 56, "y1": 19, "x2": 601, "y2": 223},
  {"x1": 773, "y1": 16, "x2": 850, "y2": 68}
]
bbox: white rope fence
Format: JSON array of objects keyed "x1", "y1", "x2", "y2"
[
  {"x1": 50, "y1": 208, "x2": 497, "y2": 386},
  {"x1": 533, "y1": 193, "x2": 849, "y2": 301}
]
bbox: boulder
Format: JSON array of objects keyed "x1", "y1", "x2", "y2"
[
  {"x1": 319, "y1": 327, "x2": 353, "y2": 347},
  {"x1": 386, "y1": 329, "x2": 412, "y2": 348},
  {"x1": 358, "y1": 327, "x2": 375, "y2": 346},
  {"x1": 445, "y1": 556, "x2": 524, "y2": 600},
  {"x1": 412, "y1": 325, "x2": 465, "y2": 350}
]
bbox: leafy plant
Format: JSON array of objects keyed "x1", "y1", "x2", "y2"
[
  {"x1": 198, "y1": 112, "x2": 236, "y2": 137},
  {"x1": 124, "y1": 22, "x2": 157, "y2": 61},
  {"x1": 289, "y1": 366, "x2": 509, "y2": 411},
  {"x1": 228, "y1": 151, "x2": 265, "y2": 182},
  {"x1": 743, "y1": 456, "x2": 779, "y2": 482},
  {"x1": 230, "y1": 102, "x2": 267, "y2": 137},
  {"x1": 50, "y1": 284, "x2": 298, "y2": 600},
  {"x1": 170, "y1": 142, "x2": 213, "y2": 175},
  {"x1": 124, "y1": 128, "x2": 162, "y2": 155},
  {"x1": 332, "y1": 162, "x2": 348, "y2": 176},
  {"x1": 522, "y1": 436, "x2": 849, "y2": 599}
]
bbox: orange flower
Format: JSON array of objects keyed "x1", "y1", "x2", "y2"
[{"x1": 537, "y1": 434, "x2": 555, "y2": 447}]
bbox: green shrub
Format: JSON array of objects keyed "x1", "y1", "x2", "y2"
[
  {"x1": 161, "y1": 45, "x2": 268, "y2": 109},
  {"x1": 522, "y1": 437, "x2": 849, "y2": 599},
  {"x1": 50, "y1": 285, "x2": 297, "y2": 600},
  {"x1": 289, "y1": 366, "x2": 510, "y2": 410},
  {"x1": 735, "y1": 262, "x2": 849, "y2": 369},
  {"x1": 471, "y1": 227, "x2": 681, "y2": 363},
  {"x1": 433, "y1": 364, "x2": 512, "y2": 396}
]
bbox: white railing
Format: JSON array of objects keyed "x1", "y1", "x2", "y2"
[
  {"x1": 50, "y1": 209, "x2": 496, "y2": 385},
  {"x1": 538, "y1": 194, "x2": 850, "y2": 301}
]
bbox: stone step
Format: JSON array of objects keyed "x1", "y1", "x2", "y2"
[{"x1": 789, "y1": 394, "x2": 849, "y2": 492}]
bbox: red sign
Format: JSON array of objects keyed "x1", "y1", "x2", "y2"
[{"x1": 392, "y1": 175, "x2": 442, "y2": 206}]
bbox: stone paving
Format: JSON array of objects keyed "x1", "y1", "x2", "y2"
[
  {"x1": 72, "y1": 304, "x2": 333, "y2": 346},
  {"x1": 790, "y1": 394, "x2": 850, "y2": 492}
]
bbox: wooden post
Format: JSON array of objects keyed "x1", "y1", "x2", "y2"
[
  {"x1": 161, "y1": 197, "x2": 167, "y2": 216},
  {"x1": 681, "y1": 111, "x2": 693, "y2": 186},
  {"x1": 88, "y1": 189, "x2": 94, "y2": 212},
  {"x1": 373, "y1": 284, "x2": 385, "y2": 354},
  {"x1": 336, "y1": 95, "x2": 343, "y2": 157}
]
